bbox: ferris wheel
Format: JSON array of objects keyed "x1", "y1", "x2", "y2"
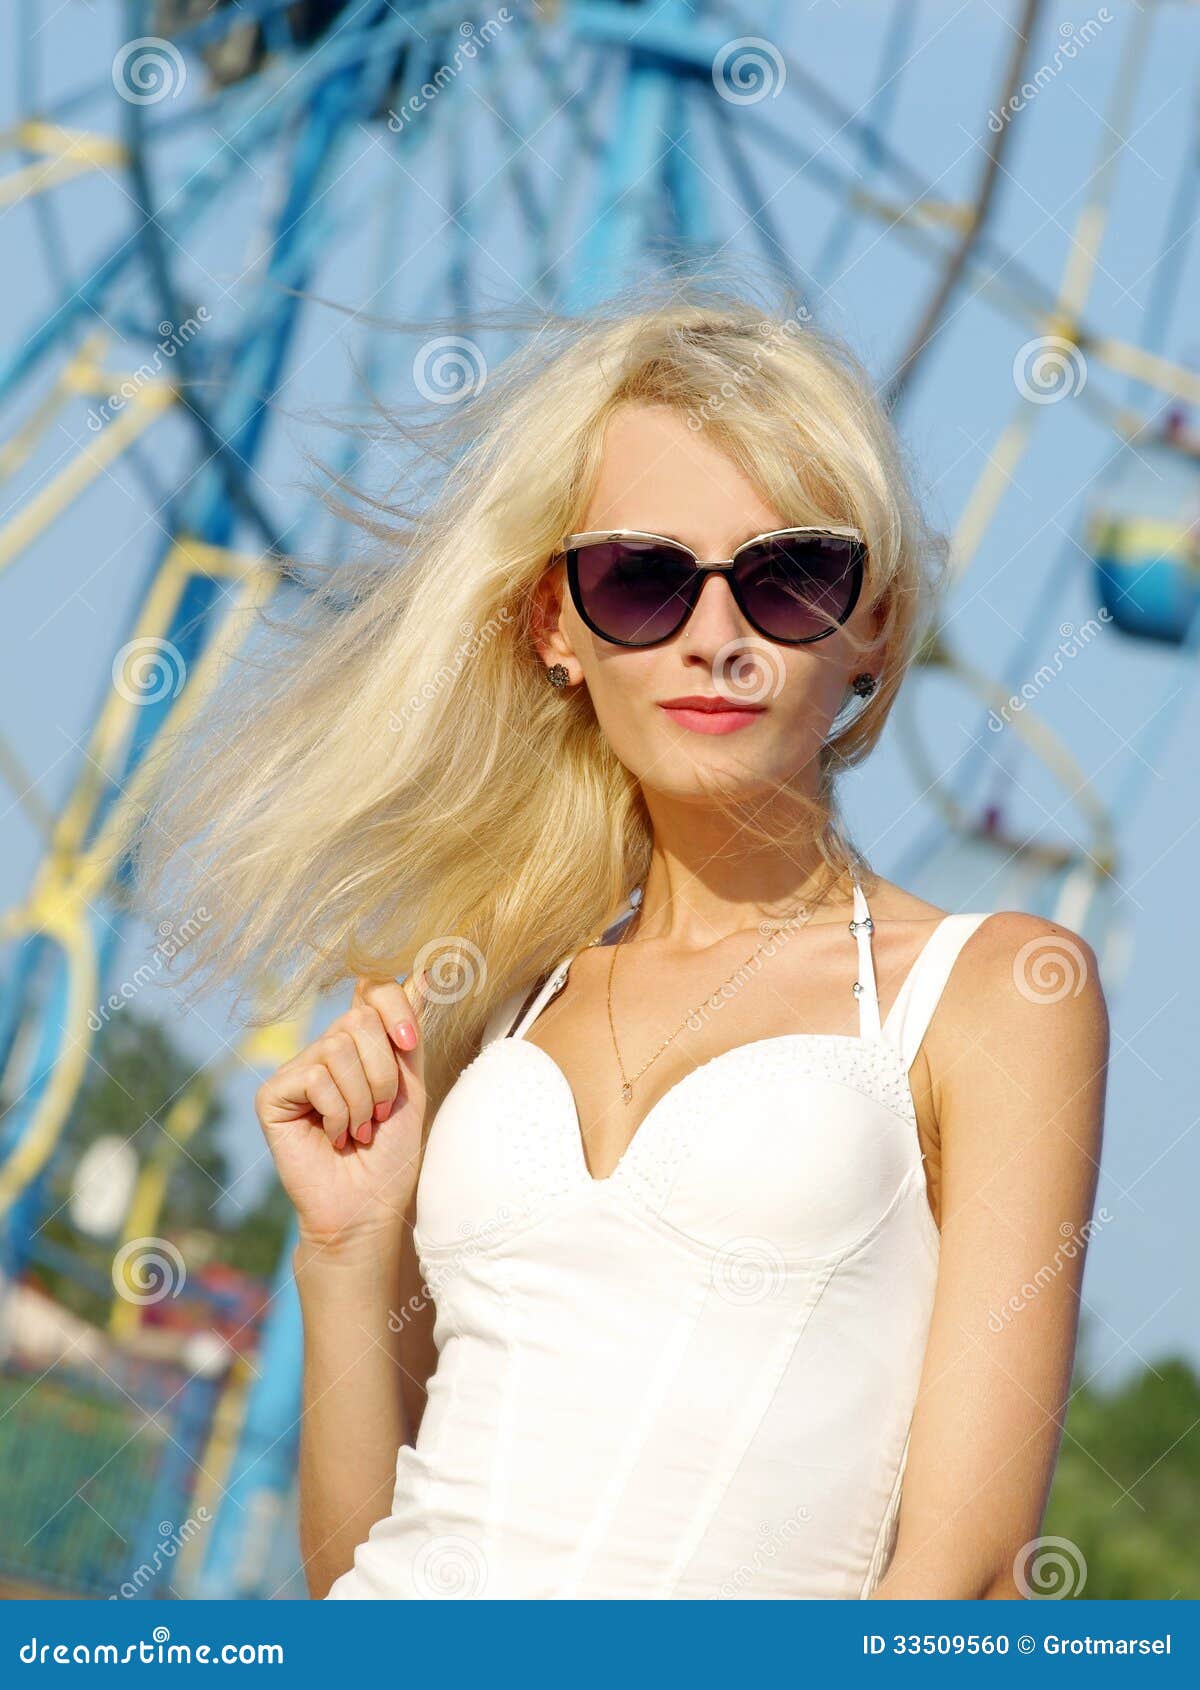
[{"x1": 2, "y1": 0, "x2": 1197, "y2": 1596}]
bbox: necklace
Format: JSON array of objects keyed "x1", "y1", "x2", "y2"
[{"x1": 602, "y1": 889, "x2": 820, "y2": 1106}]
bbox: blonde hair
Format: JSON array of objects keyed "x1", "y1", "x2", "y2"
[{"x1": 132, "y1": 273, "x2": 947, "y2": 1117}]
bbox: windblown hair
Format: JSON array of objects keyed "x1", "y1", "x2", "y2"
[{"x1": 131, "y1": 273, "x2": 948, "y2": 1118}]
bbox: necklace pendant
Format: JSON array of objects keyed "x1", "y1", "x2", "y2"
[{"x1": 621, "y1": 1082, "x2": 633, "y2": 1104}]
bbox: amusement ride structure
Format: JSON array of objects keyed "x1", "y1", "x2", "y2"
[{"x1": 1, "y1": 0, "x2": 1197, "y2": 1595}]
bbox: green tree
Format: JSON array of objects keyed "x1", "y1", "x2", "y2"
[
  {"x1": 1044, "y1": 1355, "x2": 1200, "y2": 1598},
  {"x1": 219, "y1": 1174, "x2": 295, "y2": 1279},
  {"x1": 37, "y1": 1009, "x2": 228, "y2": 1325}
]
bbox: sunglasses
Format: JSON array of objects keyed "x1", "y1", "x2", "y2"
[{"x1": 560, "y1": 526, "x2": 867, "y2": 649}]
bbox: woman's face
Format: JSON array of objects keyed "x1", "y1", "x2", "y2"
[{"x1": 533, "y1": 402, "x2": 883, "y2": 804}]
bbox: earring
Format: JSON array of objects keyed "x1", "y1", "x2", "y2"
[
  {"x1": 851, "y1": 672, "x2": 876, "y2": 699},
  {"x1": 547, "y1": 663, "x2": 570, "y2": 688}
]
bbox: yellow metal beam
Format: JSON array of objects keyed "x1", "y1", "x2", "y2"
[
  {"x1": 0, "y1": 122, "x2": 127, "y2": 209},
  {"x1": 0, "y1": 377, "x2": 176, "y2": 576}
]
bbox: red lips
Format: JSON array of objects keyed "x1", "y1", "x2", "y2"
[{"x1": 657, "y1": 694, "x2": 765, "y2": 712}]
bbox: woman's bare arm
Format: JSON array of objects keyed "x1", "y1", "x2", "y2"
[
  {"x1": 294, "y1": 1201, "x2": 438, "y2": 1599},
  {"x1": 871, "y1": 911, "x2": 1109, "y2": 1600},
  {"x1": 250, "y1": 973, "x2": 436, "y2": 1598}
]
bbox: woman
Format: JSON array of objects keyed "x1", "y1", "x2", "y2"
[{"x1": 136, "y1": 285, "x2": 1107, "y2": 1600}]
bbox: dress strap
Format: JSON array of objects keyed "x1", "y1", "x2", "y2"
[
  {"x1": 850, "y1": 875, "x2": 881, "y2": 1039},
  {"x1": 880, "y1": 911, "x2": 993, "y2": 1070},
  {"x1": 490, "y1": 903, "x2": 640, "y2": 1045},
  {"x1": 479, "y1": 981, "x2": 540, "y2": 1047},
  {"x1": 508, "y1": 964, "x2": 572, "y2": 1041}
]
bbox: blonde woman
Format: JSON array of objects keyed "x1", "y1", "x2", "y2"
[{"x1": 136, "y1": 282, "x2": 1108, "y2": 1601}]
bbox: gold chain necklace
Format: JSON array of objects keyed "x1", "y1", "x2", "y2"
[{"x1": 602, "y1": 892, "x2": 818, "y2": 1106}]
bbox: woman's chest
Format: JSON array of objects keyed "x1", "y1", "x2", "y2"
[{"x1": 414, "y1": 1032, "x2": 933, "y2": 1264}]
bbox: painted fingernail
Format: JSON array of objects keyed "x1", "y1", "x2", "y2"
[
  {"x1": 359, "y1": 1122, "x2": 374, "y2": 1146},
  {"x1": 374, "y1": 1100, "x2": 392, "y2": 1123},
  {"x1": 335, "y1": 1128, "x2": 349, "y2": 1149},
  {"x1": 394, "y1": 1023, "x2": 417, "y2": 1049}
]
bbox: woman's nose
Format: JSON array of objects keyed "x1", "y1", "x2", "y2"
[{"x1": 679, "y1": 569, "x2": 747, "y2": 644}]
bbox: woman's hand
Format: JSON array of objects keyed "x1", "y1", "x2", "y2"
[{"x1": 255, "y1": 974, "x2": 429, "y2": 1253}]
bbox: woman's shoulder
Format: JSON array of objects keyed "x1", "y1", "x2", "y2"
[
  {"x1": 868, "y1": 872, "x2": 1108, "y2": 1054},
  {"x1": 960, "y1": 905, "x2": 1108, "y2": 1041},
  {"x1": 867, "y1": 873, "x2": 1098, "y2": 967},
  {"x1": 918, "y1": 895, "x2": 1110, "y2": 1112},
  {"x1": 921, "y1": 902, "x2": 1109, "y2": 1198}
]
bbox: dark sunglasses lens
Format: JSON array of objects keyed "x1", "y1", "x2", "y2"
[
  {"x1": 571, "y1": 540, "x2": 695, "y2": 645},
  {"x1": 736, "y1": 535, "x2": 862, "y2": 641}
]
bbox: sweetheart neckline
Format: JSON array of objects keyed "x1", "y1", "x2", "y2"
[{"x1": 488, "y1": 1030, "x2": 913, "y2": 1188}]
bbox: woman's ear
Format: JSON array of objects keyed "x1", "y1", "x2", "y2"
[
  {"x1": 530, "y1": 560, "x2": 577, "y2": 672},
  {"x1": 853, "y1": 593, "x2": 888, "y2": 685}
]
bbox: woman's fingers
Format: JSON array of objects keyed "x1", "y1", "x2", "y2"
[
  {"x1": 320, "y1": 982, "x2": 429, "y2": 1141},
  {"x1": 299, "y1": 1062, "x2": 353, "y2": 1148},
  {"x1": 353, "y1": 974, "x2": 425, "y2": 1057},
  {"x1": 314, "y1": 1030, "x2": 376, "y2": 1145},
  {"x1": 256, "y1": 975, "x2": 430, "y2": 1155},
  {"x1": 338, "y1": 1005, "x2": 404, "y2": 1124}
]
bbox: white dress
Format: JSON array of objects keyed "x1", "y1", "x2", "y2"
[{"x1": 325, "y1": 876, "x2": 992, "y2": 1599}]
